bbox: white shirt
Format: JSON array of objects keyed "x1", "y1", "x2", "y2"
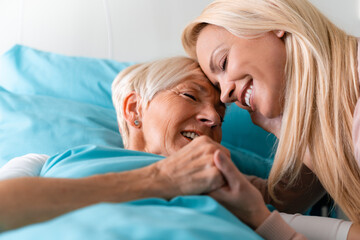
[{"x1": 0, "y1": 153, "x2": 49, "y2": 180}]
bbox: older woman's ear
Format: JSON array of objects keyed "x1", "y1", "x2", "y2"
[{"x1": 123, "y1": 92, "x2": 143, "y2": 128}]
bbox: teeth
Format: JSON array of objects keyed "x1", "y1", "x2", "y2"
[
  {"x1": 182, "y1": 131, "x2": 199, "y2": 140},
  {"x1": 244, "y1": 84, "x2": 253, "y2": 107},
  {"x1": 245, "y1": 97, "x2": 250, "y2": 107}
]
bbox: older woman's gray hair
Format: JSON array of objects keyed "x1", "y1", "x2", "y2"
[{"x1": 112, "y1": 56, "x2": 205, "y2": 147}]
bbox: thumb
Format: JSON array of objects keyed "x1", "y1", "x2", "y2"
[{"x1": 213, "y1": 150, "x2": 240, "y2": 189}]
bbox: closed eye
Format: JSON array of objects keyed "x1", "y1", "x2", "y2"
[
  {"x1": 221, "y1": 57, "x2": 227, "y2": 71},
  {"x1": 220, "y1": 54, "x2": 228, "y2": 71},
  {"x1": 182, "y1": 93, "x2": 196, "y2": 101}
]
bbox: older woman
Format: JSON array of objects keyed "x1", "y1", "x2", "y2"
[{"x1": 0, "y1": 57, "x2": 228, "y2": 232}]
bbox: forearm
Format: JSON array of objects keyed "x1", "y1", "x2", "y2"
[
  {"x1": 0, "y1": 164, "x2": 167, "y2": 231},
  {"x1": 280, "y1": 212, "x2": 352, "y2": 239},
  {"x1": 256, "y1": 211, "x2": 306, "y2": 240},
  {"x1": 348, "y1": 223, "x2": 360, "y2": 240}
]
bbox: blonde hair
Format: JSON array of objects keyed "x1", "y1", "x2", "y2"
[
  {"x1": 112, "y1": 56, "x2": 205, "y2": 147},
  {"x1": 182, "y1": 0, "x2": 360, "y2": 222}
]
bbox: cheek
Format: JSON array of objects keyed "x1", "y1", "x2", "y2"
[
  {"x1": 141, "y1": 117, "x2": 171, "y2": 154},
  {"x1": 142, "y1": 108, "x2": 167, "y2": 138},
  {"x1": 255, "y1": 82, "x2": 282, "y2": 117},
  {"x1": 269, "y1": 74, "x2": 286, "y2": 111}
]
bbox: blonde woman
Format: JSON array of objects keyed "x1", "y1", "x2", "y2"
[{"x1": 182, "y1": 0, "x2": 360, "y2": 238}]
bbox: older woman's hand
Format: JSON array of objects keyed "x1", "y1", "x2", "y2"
[
  {"x1": 209, "y1": 151, "x2": 271, "y2": 230},
  {"x1": 153, "y1": 136, "x2": 229, "y2": 198}
]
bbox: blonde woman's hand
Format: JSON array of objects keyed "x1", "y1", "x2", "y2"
[
  {"x1": 209, "y1": 151, "x2": 271, "y2": 230},
  {"x1": 153, "y1": 136, "x2": 229, "y2": 199},
  {"x1": 249, "y1": 110, "x2": 282, "y2": 138}
]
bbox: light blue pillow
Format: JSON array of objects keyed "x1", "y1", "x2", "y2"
[
  {"x1": 0, "y1": 88, "x2": 122, "y2": 166},
  {"x1": 0, "y1": 45, "x2": 133, "y2": 109},
  {"x1": 0, "y1": 45, "x2": 131, "y2": 166},
  {"x1": 0, "y1": 45, "x2": 275, "y2": 177}
]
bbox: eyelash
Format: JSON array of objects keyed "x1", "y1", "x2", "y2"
[
  {"x1": 183, "y1": 93, "x2": 196, "y2": 101},
  {"x1": 220, "y1": 55, "x2": 228, "y2": 71}
]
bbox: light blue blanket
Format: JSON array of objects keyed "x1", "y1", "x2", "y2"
[{"x1": 0, "y1": 145, "x2": 263, "y2": 240}]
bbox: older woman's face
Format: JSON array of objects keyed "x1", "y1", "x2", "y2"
[
  {"x1": 196, "y1": 25, "x2": 286, "y2": 120},
  {"x1": 140, "y1": 76, "x2": 225, "y2": 156}
]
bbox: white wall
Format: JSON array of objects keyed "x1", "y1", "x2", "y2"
[
  {"x1": 0, "y1": 0, "x2": 213, "y2": 61},
  {"x1": 0, "y1": 0, "x2": 359, "y2": 62},
  {"x1": 310, "y1": 0, "x2": 360, "y2": 36}
]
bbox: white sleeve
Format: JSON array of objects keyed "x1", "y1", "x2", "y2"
[
  {"x1": 280, "y1": 212, "x2": 352, "y2": 240},
  {"x1": 0, "y1": 154, "x2": 50, "y2": 180}
]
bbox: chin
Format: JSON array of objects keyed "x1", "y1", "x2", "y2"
[{"x1": 260, "y1": 107, "x2": 282, "y2": 119}]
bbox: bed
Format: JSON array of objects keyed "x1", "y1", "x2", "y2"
[
  {"x1": 0, "y1": 41, "x2": 276, "y2": 240},
  {"x1": 0, "y1": 0, "x2": 354, "y2": 239}
]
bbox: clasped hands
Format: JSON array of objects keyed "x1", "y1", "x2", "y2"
[{"x1": 153, "y1": 136, "x2": 270, "y2": 229}]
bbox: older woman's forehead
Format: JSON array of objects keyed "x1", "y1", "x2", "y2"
[{"x1": 177, "y1": 77, "x2": 214, "y2": 91}]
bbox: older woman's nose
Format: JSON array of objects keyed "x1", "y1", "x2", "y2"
[
  {"x1": 219, "y1": 81, "x2": 236, "y2": 103},
  {"x1": 197, "y1": 106, "x2": 221, "y2": 128}
]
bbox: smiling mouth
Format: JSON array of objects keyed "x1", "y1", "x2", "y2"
[
  {"x1": 240, "y1": 79, "x2": 254, "y2": 109},
  {"x1": 181, "y1": 131, "x2": 200, "y2": 141}
]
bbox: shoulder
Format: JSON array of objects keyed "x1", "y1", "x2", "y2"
[{"x1": 0, "y1": 153, "x2": 49, "y2": 180}]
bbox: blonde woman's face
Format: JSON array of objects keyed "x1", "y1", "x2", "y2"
[
  {"x1": 196, "y1": 25, "x2": 286, "y2": 120},
  {"x1": 139, "y1": 76, "x2": 225, "y2": 156}
]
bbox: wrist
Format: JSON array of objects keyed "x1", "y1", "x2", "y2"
[
  {"x1": 101, "y1": 164, "x2": 174, "y2": 202},
  {"x1": 147, "y1": 162, "x2": 180, "y2": 199},
  {"x1": 246, "y1": 206, "x2": 271, "y2": 230},
  {"x1": 139, "y1": 163, "x2": 175, "y2": 200}
]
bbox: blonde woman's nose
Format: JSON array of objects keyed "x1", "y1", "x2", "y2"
[{"x1": 219, "y1": 81, "x2": 236, "y2": 103}]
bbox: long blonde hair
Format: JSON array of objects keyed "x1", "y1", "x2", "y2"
[{"x1": 182, "y1": 0, "x2": 360, "y2": 222}]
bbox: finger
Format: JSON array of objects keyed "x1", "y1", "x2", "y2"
[
  {"x1": 191, "y1": 136, "x2": 231, "y2": 158},
  {"x1": 215, "y1": 144, "x2": 231, "y2": 158},
  {"x1": 213, "y1": 150, "x2": 244, "y2": 190}
]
